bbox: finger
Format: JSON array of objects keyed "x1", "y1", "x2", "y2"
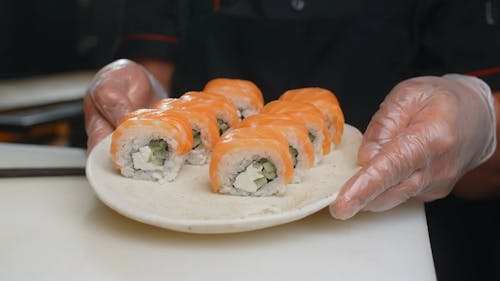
[
  {"x1": 330, "y1": 130, "x2": 430, "y2": 220},
  {"x1": 83, "y1": 96, "x2": 114, "y2": 151},
  {"x1": 90, "y1": 79, "x2": 136, "y2": 127},
  {"x1": 362, "y1": 170, "x2": 428, "y2": 212},
  {"x1": 358, "y1": 81, "x2": 431, "y2": 164},
  {"x1": 358, "y1": 105, "x2": 412, "y2": 164}
]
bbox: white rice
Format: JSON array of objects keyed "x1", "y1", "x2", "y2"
[
  {"x1": 307, "y1": 127, "x2": 325, "y2": 166},
  {"x1": 226, "y1": 95, "x2": 260, "y2": 118},
  {"x1": 186, "y1": 146, "x2": 209, "y2": 165},
  {"x1": 240, "y1": 108, "x2": 259, "y2": 118},
  {"x1": 276, "y1": 132, "x2": 310, "y2": 183},
  {"x1": 185, "y1": 123, "x2": 211, "y2": 165},
  {"x1": 114, "y1": 124, "x2": 186, "y2": 183},
  {"x1": 216, "y1": 147, "x2": 288, "y2": 196}
]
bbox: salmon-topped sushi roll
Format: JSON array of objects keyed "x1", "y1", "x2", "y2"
[
  {"x1": 280, "y1": 87, "x2": 340, "y2": 105},
  {"x1": 204, "y1": 78, "x2": 264, "y2": 118},
  {"x1": 210, "y1": 127, "x2": 294, "y2": 196},
  {"x1": 238, "y1": 113, "x2": 314, "y2": 182},
  {"x1": 179, "y1": 91, "x2": 240, "y2": 135},
  {"x1": 280, "y1": 87, "x2": 345, "y2": 145},
  {"x1": 110, "y1": 109, "x2": 193, "y2": 182},
  {"x1": 151, "y1": 97, "x2": 183, "y2": 110},
  {"x1": 153, "y1": 98, "x2": 220, "y2": 165},
  {"x1": 261, "y1": 100, "x2": 331, "y2": 165}
]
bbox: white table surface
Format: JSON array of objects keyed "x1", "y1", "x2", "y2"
[{"x1": 0, "y1": 143, "x2": 436, "y2": 281}]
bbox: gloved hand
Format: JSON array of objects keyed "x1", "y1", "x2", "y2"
[
  {"x1": 83, "y1": 59, "x2": 167, "y2": 150},
  {"x1": 330, "y1": 74, "x2": 497, "y2": 220}
]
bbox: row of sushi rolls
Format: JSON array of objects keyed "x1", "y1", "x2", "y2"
[{"x1": 111, "y1": 78, "x2": 345, "y2": 197}]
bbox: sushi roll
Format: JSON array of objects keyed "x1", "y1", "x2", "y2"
[
  {"x1": 281, "y1": 87, "x2": 340, "y2": 105},
  {"x1": 153, "y1": 98, "x2": 220, "y2": 165},
  {"x1": 238, "y1": 113, "x2": 314, "y2": 182},
  {"x1": 261, "y1": 100, "x2": 331, "y2": 165},
  {"x1": 179, "y1": 91, "x2": 240, "y2": 135},
  {"x1": 203, "y1": 78, "x2": 264, "y2": 118},
  {"x1": 280, "y1": 87, "x2": 345, "y2": 145},
  {"x1": 110, "y1": 109, "x2": 193, "y2": 182},
  {"x1": 151, "y1": 97, "x2": 181, "y2": 110},
  {"x1": 210, "y1": 127, "x2": 294, "y2": 196}
]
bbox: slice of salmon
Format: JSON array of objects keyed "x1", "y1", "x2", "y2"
[
  {"x1": 179, "y1": 91, "x2": 240, "y2": 132},
  {"x1": 239, "y1": 113, "x2": 314, "y2": 169},
  {"x1": 110, "y1": 109, "x2": 194, "y2": 171},
  {"x1": 280, "y1": 87, "x2": 345, "y2": 145},
  {"x1": 262, "y1": 100, "x2": 331, "y2": 159},
  {"x1": 204, "y1": 78, "x2": 264, "y2": 118}
]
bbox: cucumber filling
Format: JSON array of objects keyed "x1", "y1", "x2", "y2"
[
  {"x1": 289, "y1": 146, "x2": 298, "y2": 167},
  {"x1": 308, "y1": 132, "x2": 316, "y2": 143},
  {"x1": 217, "y1": 118, "x2": 230, "y2": 135},
  {"x1": 132, "y1": 139, "x2": 169, "y2": 170},
  {"x1": 149, "y1": 139, "x2": 169, "y2": 165},
  {"x1": 233, "y1": 158, "x2": 277, "y2": 193},
  {"x1": 192, "y1": 131, "x2": 201, "y2": 149}
]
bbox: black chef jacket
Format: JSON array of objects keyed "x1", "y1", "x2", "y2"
[
  {"x1": 115, "y1": 0, "x2": 500, "y2": 131},
  {"x1": 114, "y1": 1, "x2": 500, "y2": 280}
]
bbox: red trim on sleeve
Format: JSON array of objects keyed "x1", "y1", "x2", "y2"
[
  {"x1": 466, "y1": 67, "x2": 500, "y2": 77},
  {"x1": 213, "y1": 0, "x2": 221, "y2": 12},
  {"x1": 121, "y1": 34, "x2": 179, "y2": 44}
]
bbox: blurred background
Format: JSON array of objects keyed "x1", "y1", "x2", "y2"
[{"x1": 0, "y1": 0, "x2": 122, "y2": 148}]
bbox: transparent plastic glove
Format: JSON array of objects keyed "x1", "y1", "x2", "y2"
[
  {"x1": 330, "y1": 75, "x2": 496, "y2": 220},
  {"x1": 83, "y1": 59, "x2": 167, "y2": 150}
]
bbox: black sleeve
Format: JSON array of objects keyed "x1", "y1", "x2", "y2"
[
  {"x1": 114, "y1": 0, "x2": 180, "y2": 61},
  {"x1": 416, "y1": 0, "x2": 500, "y2": 90}
]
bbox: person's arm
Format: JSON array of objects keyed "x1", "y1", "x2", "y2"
[
  {"x1": 83, "y1": 0, "x2": 180, "y2": 150},
  {"x1": 114, "y1": 0, "x2": 180, "y2": 93},
  {"x1": 453, "y1": 92, "x2": 500, "y2": 198},
  {"x1": 328, "y1": 1, "x2": 500, "y2": 219},
  {"x1": 133, "y1": 57, "x2": 175, "y2": 94}
]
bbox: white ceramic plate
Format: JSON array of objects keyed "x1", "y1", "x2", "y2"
[{"x1": 86, "y1": 124, "x2": 362, "y2": 234}]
